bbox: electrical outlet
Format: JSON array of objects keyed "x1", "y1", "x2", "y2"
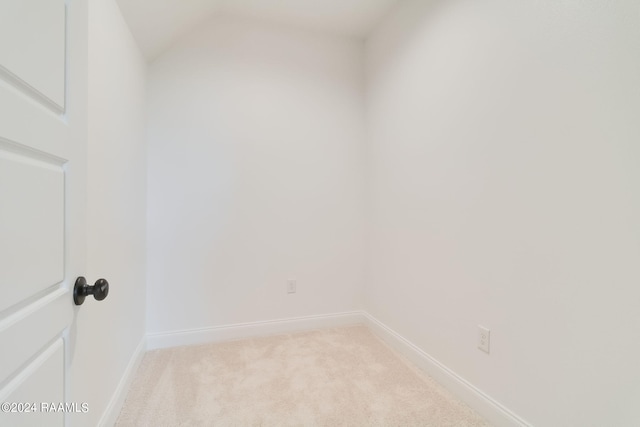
[
  {"x1": 478, "y1": 326, "x2": 490, "y2": 354},
  {"x1": 287, "y1": 280, "x2": 296, "y2": 294}
]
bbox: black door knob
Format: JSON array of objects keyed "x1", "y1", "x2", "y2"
[{"x1": 74, "y1": 277, "x2": 109, "y2": 305}]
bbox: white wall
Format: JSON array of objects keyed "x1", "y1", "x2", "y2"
[
  {"x1": 365, "y1": 0, "x2": 640, "y2": 426},
  {"x1": 146, "y1": 15, "x2": 366, "y2": 334},
  {"x1": 78, "y1": 0, "x2": 147, "y2": 424}
]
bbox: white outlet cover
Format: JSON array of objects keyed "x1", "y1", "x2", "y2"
[
  {"x1": 478, "y1": 326, "x2": 490, "y2": 354},
  {"x1": 287, "y1": 280, "x2": 297, "y2": 294}
]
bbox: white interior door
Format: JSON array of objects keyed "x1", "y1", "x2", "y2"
[{"x1": 0, "y1": 0, "x2": 88, "y2": 426}]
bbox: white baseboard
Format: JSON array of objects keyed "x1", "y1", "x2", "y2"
[
  {"x1": 98, "y1": 337, "x2": 146, "y2": 427},
  {"x1": 362, "y1": 312, "x2": 531, "y2": 427},
  {"x1": 146, "y1": 311, "x2": 365, "y2": 350}
]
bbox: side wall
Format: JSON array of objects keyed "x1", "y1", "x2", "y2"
[
  {"x1": 365, "y1": 0, "x2": 640, "y2": 425},
  {"x1": 146, "y1": 15, "x2": 367, "y2": 335},
  {"x1": 83, "y1": 0, "x2": 148, "y2": 424}
]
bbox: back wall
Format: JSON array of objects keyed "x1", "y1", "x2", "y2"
[{"x1": 146, "y1": 14, "x2": 367, "y2": 335}]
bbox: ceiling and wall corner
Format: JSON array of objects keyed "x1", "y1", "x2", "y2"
[{"x1": 115, "y1": 0, "x2": 404, "y2": 59}]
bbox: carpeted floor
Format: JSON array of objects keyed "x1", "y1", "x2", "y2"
[{"x1": 116, "y1": 326, "x2": 489, "y2": 426}]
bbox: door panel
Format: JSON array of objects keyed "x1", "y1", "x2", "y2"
[
  {"x1": 0, "y1": 0, "x2": 66, "y2": 110},
  {"x1": 0, "y1": 143, "x2": 65, "y2": 313},
  {"x1": 0, "y1": 340, "x2": 65, "y2": 427},
  {"x1": 0, "y1": 0, "x2": 87, "y2": 425},
  {"x1": 0, "y1": 289, "x2": 70, "y2": 384}
]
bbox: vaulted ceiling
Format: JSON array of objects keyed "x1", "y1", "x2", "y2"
[{"x1": 115, "y1": 0, "x2": 404, "y2": 60}]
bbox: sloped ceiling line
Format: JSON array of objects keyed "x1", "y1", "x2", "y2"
[{"x1": 115, "y1": 0, "x2": 403, "y2": 60}]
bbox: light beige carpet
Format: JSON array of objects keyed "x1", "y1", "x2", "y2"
[{"x1": 116, "y1": 326, "x2": 489, "y2": 426}]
